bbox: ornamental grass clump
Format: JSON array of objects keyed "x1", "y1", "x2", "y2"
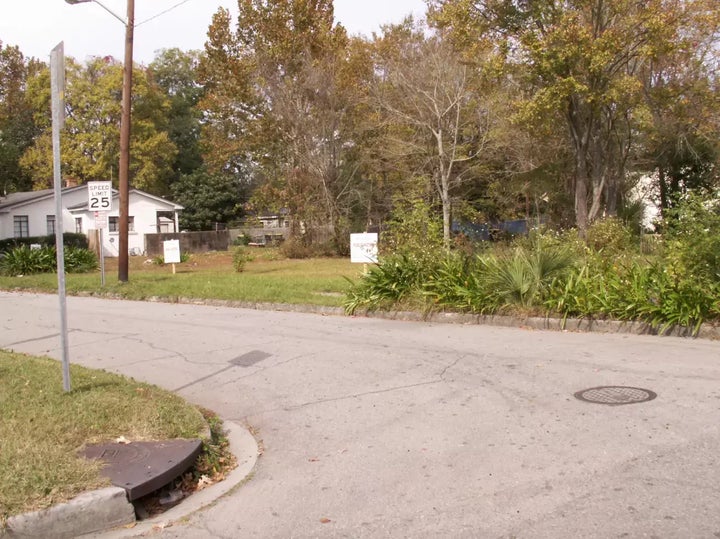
[
  {"x1": 0, "y1": 245, "x2": 98, "y2": 276},
  {"x1": 423, "y1": 252, "x2": 496, "y2": 313},
  {"x1": 344, "y1": 252, "x2": 436, "y2": 314},
  {"x1": 545, "y1": 257, "x2": 720, "y2": 336}
]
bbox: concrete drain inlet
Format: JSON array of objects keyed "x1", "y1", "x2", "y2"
[{"x1": 574, "y1": 386, "x2": 657, "y2": 406}]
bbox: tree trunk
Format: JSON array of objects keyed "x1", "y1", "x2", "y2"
[
  {"x1": 442, "y1": 191, "x2": 451, "y2": 250},
  {"x1": 658, "y1": 167, "x2": 669, "y2": 217},
  {"x1": 575, "y1": 153, "x2": 589, "y2": 238}
]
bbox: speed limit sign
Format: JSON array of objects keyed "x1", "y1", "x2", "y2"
[{"x1": 87, "y1": 181, "x2": 113, "y2": 211}]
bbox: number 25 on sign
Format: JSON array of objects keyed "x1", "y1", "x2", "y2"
[{"x1": 87, "y1": 181, "x2": 112, "y2": 211}]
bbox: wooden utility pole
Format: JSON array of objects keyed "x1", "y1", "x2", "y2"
[{"x1": 118, "y1": 0, "x2": 134, "y2": 282}]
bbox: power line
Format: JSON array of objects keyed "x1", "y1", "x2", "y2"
[{"x1": 135, "y1": 0, "x2": 194, "y2": 27}]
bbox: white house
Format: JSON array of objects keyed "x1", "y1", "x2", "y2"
[{"x1": 0, "y1": 185, "x2": 183, "y2": 257}]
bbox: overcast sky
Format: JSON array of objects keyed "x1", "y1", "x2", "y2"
[{"x1": 0, "y1": 0, "x2": 427, "y2": 65}]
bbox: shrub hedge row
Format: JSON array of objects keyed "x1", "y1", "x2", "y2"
[{"x1": 0, "y1": 233, "x2": 88, "y2": 253}]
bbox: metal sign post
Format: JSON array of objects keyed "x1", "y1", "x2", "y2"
[{"x1": 51, "y1": 42, "x2": 71, "y2": 392}]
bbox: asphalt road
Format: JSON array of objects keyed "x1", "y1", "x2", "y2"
[{"x1": 2, "y1": 291, "x2": 720, "y2": 538}]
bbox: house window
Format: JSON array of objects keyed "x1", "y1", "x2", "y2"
[
  {"x1": 13, "y1": 215, "x2": 29, "y2": 238},
  {"x1": 109, "y1": 216, "x2": 134, "y2": 232},
  {"x1": 46, "y1": 215, "x2": 56, "y2": 235},
  {"x1": 75, "y1": 217, "x2": 83, "y2": 234}
]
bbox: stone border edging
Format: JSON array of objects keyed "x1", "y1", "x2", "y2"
[{"x1": 135, "y1": 295, "x2": 719, "y2": 341}]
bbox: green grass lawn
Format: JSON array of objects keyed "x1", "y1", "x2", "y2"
[
  {"x1": 0, "y1": 249, "x2": 364, "y2": 307},
  {"x1": 0, "y1": 350, "x2": 207, "y2": 520}
]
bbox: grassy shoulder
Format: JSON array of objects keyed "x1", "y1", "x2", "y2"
[
  {"x1": 0, "y1": 249, "x2": 362, "y2": 307},
  {"x1": 0, "y1": 350, "x2": 208, "y2": 520}
]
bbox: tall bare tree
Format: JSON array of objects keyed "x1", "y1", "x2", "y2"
[{"x1": 373, "y1": 23, "x2": 500, "y2": 247}]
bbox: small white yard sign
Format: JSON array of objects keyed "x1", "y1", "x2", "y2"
[
  {"x1": 350, "y1": 233, "x2": 378, "y2": 264},
  {"x1": 163, "y1": 239, "x2": 181, "y2": 264}
]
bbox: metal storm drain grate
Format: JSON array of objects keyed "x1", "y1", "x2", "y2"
[{"x1": 574, "y1": 386, "x2": 657, "y2": 406}]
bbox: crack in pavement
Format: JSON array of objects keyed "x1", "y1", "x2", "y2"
[
  {"x1": 174, "y1": 352, "x2": 313, "y2": 393},
  {"x1": 1, "y1": 329, "x2": 82, "y2": 348},
  {"x1": 2, "y1": 333, "x2": 61, "y2": 347},
  {"x1": 250, "y1": 355, "x2": 468, "y2": 416},
  {"x1": 215, "y1": 353, "x2": 314, "y2": 387}
]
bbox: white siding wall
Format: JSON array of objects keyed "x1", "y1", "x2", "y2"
[{"x1": 0, "y1": 190, "x2": 87, "y2": 240}]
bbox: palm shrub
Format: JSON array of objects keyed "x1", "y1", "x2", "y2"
[
  {"x1": 480, "y1": 238, "x2": 578, "y2": 309},
  {"x1": 421, "y1": 235, "x2": 578, "y2": 314}
]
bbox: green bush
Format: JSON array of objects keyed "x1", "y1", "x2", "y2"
[
  {"x1": 64, "y1": 246, "x2": 99, "y2": 273},
  {"x1": 545, "y1": 258, "x2": 720, "y2": 335},
  {"x1": 232, "y1": 247, "x2": 253, "y2": 272},
  {"x1": 153, "y1": 252, "x2": 191, "y2": 265},
  {"x1": 663, "y1": 195, "x2": 720, "y2": 283},
  {"x1": 585, "y1": 218, "x2": 637, "y2": 255},
  {"x1": 482, "y1": 240, "x2": 577, "y2": 308},
  {"x1": 0, "y1": 246, "x2": 57, "y2": 276},
  {"x1": 423, "y1": 253, "x2": 497, "y2": 313},
  {"x1": 0, "y1": 233, "x2": 88, "y2": 254},
  {"x1": 382, "y1": 198, "x2": 444, "y2": 257},
  {"x1": 280, "y1": 237, "x2": 313, "y2": 259},
  {"x1": 420, "y1": 232, "x2": 578, "y2": 314},
  {"x1": 343, "y1": 211, "x2": 720, "y2": 333},
  {"x1": 0, "y1": 245, "x2": 97, "y2": 276},
  {"x1": 232, "y1": 233, "x2": 251, "y2": 246}
]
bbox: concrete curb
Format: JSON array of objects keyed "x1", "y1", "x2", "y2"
[
  {"x1": 5, "y1": 488, "x2": 135, "y2": 539},
  {"x1": 353, "y1": 310, "x2": 720, "y2": 340},
  {"x1": 143, "y1": 295, "x2": 719, "y2": 341},
  {"x1": 13, "y1": 290, "x2": 720, "y2": 340},
  {"x1": 2, "y1": 421, "x2": 259, "y2": 539}
]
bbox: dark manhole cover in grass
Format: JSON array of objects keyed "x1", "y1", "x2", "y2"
[
  {"x1": 81, "y1": 439, "x2": 203, "y2": 501},
  {"x1": 574, "y1": 386, "x2": 657, "y2": 406}
]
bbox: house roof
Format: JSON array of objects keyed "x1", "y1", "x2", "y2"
[
  {"x1": 129, "y1": 189, "x2": 183, "y2": 210},
  {"x1": 1, "y1": 185, "x2": 183, "y2": 213},
  {"x1": 0, "y1": 185, "x2": 87, "y2": 212}
]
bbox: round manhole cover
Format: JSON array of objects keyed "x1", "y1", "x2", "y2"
[{"x1": 574, "y1": 386, "x2": 657, "y2": 406}]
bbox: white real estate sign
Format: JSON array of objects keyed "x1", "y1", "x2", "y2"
[
  {"x1": 350, "y1": 233, "x2": 379, "y2": 264},
  {"x1": 163, "y1": 239, "x2": 181, "y2": 264},
  {"x1": 87, "y1": 181, "x2": 112, "y2": 211}
]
